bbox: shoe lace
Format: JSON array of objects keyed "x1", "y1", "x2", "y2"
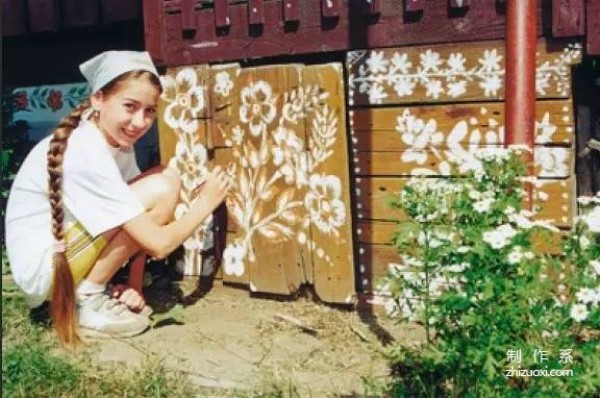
[{"x1": 92, "y1": 294, "x2": 128, "y2": 315}]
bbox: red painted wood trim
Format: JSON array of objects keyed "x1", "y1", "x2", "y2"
[
  {"x1": 587, "y1": 0, "x2": 600, "y2": 55},
  {"x1": 405, "y1": 0, "x2": 423, "y2": 12},
  {"x1": 181, "y1": 0, "x2": 196, "y2": 31},
  {"x1": 450, "y1": 0, "x2": 469, "y2": 8},
  {"x1": 366, "y1": 0, "x2": 381, "y2": 15},
  {"x1": 143, "y1": 0, "x2": 165, "y2": 65},
  {"x1": 214, "y1": 0, "x2": 230, "y2": 27},
  {"x1": 249, "y1": 0, "x2": 265, "y2": 25},
  {"x1": 62, "y1": 0, "x2": 100, "y2": 28},
  {"x1": 27, "y1": 0, "x2": 60, "y2": 33},
  {"x1": 2, "y1": 0, "x2": 27, "y2": 36},
  {"x1": 101, "y1": 0, "x2": 141, "y2": 23},
  {"x1": 283, "y1": 0, "x2": 300, "y2": 22},
  {"x1": 552, "y1": 0, "x2": 585, "y2": 38},
  {"x1": 322, "y1": 0, "x2": 340, "y2": 18},
  {"x1": 505, "y1": 0, "x2": 536, "y2": 152}
]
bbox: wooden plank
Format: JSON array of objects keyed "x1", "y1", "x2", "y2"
[
  {"x1": 347, "y1": 39, "x2": 582, "y2": 106},
  {"x1": 2, "y1": 0, "x2": 27, "y2": 36},
  {"x1": 211, "y1": 63, "x2": 241, "y2": 149},
  {"x1": 214, "y1": 0, "x2": 230, "y2": 27},
  {"x1": 358, "y1": 244, "x2": 398, "y2": 281},
  {"x1": 156, "y1": 0, "x2": 533, "y2": 67},
  {"x1": 100, "y1": 0, "x2": 141, "y2": 23},
  {"x1": 587, "y1": 0, "x2": 600, "y2": 55},
  {"x1": 144, "y1": 0, "x2": 165, "y2": 65},
  {"x1": 321, "y1": 0, "x2": 340, "y2": 18},
  {"x1": 354, "y1": 147, "x2": 573, "y2": 179},
  {"x1": 366, "y1": 0, "x2": 382, "y2": 15},
  {"x1": 219, "y1": 65, "x2": 306, "y2": 295},
  {"x1": 248, "y1": 0, "x2": 265, "y2": 25},
  {"x1": 350, "y1": 100, "x2": 574, "y2": 150},
  {"x1": 357, "y1": 220, "x2": 397, "y2": 245},
  {"x1": 283, "y1": 0, "x2": 300, "y2": 22},
  {"x1": 62, "y1": 0, "x2": 100, "y2": 27},
  {"x1": 552, "y1": 0, "x2": 585, "y2": 38},
  {"x1": 158, "y1": 65, "x2": 212, "y2": 275},
  {"x1": 303, "y1": 63, "x2": 356, "y2": 304},
  {"x1": 27, "y1": 0, "x2": 60, "y2": 33},
  {"x1": 356, "y1": 177, "x2": 575, "y2": 228}
]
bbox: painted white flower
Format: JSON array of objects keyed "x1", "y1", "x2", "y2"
[
  {"x1": 420, "y1": 49, "x2": 443, "y2": 72},
  {"x1": 447, "y1": 53, "x2": 466, "y2": 72},
  {"x1": 394, "y1": 78, "x2": 416, "y2": 97},
  {"x1": 239, "y1": 80, "x2": 277, "y2": 136},
  {"x1": 223, "y1": 243, "x2": 246, "y2": 276},
  {"x1": 570, "y1": 303, "x2": 589, "y2": 322},
  {"x1": 535, "y1": 112, "x2": 557, "y2": 144},
  {"x1": 271, "y1": 126, "x2": 305, "y2": 185},
  {"x1": 174, "y1": 203, "x2": 211, "y2": 250},
  {"x1": 368, "y1": 83, "x2": 387, "y2": 104},
  {"x1": 575, "y1": 288, "x2": 596, "y2": 305},
  {"x1": 366, "y1": 51, "x2": 389, "y2": 74},
  {"x1": 168, "y1": 137, "x2": 208, "y2": 191},
  {"x1": 390, "y1": 52, "x2": 412, "y2": 74},
  {"x1": 480, "y1": 75, "x2": 502, "y2": 97},
  {"x1": 590, "y1": 260, "x2": 600, "y2": 276},
  {"x1": 305, "y1": 174, "x2": 346, "y2": 236},
  {"x1": 447, "y1": 81, "x2": 467, "y2": 98},
  {"x1": 161, "y1": 68, "x2": 205, "y2": 134},
  {"x1": 214, "y1": 71, "x2": 234, "y2": 97},
  {"x1": 536, "y1": 147, "x2": 569, "y2": 177},
  {"x1": 479, "y1": 49, "x2": 502, "y2": 72},
  {"x1": 425, "y1": 80, "x2": 443, "y2": 99}
]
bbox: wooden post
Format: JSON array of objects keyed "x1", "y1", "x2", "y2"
[
  {"x1": 505, "y1": 0, "x2": 536, "y2": 149},
  {"x1": 505, "y1": 0, "x2": 536, "y2": 206}
]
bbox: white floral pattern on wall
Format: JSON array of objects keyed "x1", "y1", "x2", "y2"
[
  {"x1": 347, "y1": 43, "x2": 582, "y2": 105},
  {"x1": 161, "y1": 68, "x2": 213, "y2": 275},
  {"x1": 390, "y1": 107, "x2": 570, "y2": 177},
  {"x1": 220, "y1": 81, "x2": 346, "y2": 277}
]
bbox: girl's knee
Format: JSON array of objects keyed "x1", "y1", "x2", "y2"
[{"x1": 133, "y1": 173, "x2": 181, "y2": 211}]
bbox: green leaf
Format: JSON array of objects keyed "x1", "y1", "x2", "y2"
[{"x1": 149, "y1": 304, "x2": 185, "y2": 327}]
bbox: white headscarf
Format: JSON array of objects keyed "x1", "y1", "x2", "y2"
[{"x1": 79, "y1": 50, "x2": 160, "y2": 93}]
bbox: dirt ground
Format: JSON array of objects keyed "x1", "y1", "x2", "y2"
[{"x1": 85, "y1": 273, "x2": 425, "y2": 397}]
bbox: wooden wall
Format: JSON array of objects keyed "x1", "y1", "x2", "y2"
[{"x1": 346, "y1": 39, "x2": 582, "y2": 303}]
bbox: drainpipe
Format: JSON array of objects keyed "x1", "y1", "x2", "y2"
[{"x1": 505, "y1": 0, "x2": 537, "y2": 205}]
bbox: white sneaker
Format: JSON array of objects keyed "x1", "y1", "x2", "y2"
[{"x1": 77, "y1": 293, "x2": 150, "y2": 338}]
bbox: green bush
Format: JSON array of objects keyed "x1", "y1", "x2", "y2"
[{"x1": 381, "y1": 149, "x2": 600, "y2": 397}]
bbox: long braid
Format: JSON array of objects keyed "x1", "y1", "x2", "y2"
[{"x1": 47, "y1": 100, "x2": 90, "y2": 346}]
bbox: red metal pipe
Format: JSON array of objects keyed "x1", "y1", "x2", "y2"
[{"x1": 505, "y1": 0, "x2": 537, "y2": 152}]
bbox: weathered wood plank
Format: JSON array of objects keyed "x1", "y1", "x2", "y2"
[
  {"x1": 354, "y1": 147, "x2": 573, "y2": 179},
  {"x1": 283, "y1": 0, "x2": 300, "y2": 22},
  {"x1": 214, "y1": 0, "x2": 230, "y2": 27},
  {"x1": 144, "y1": 0, "x2": 165, "y2": 65},
  {"x1": 587, "y1": 0, "x2": 600, "y2": 55},
  {"x1": 62, "y1": 0, "x2": 99, "y2": 27},
  {"x1": 356, "y1": 220, "x2": 397, "y2": 245},
  {"x1": 552, "y1": 0, "x2": 585, "y2": 38},
  {"x1": 153, "y1": 0, "x2": 532, "y2": 67},
  {"x1": 347, "y1": 39, "x2": 582, "y2": 106},
  {"x1": 303, "y1": 63, "x2": 356, "y2": 304},
  {"x1": 405, "y1": 0, "x2": 424, "y2": 13},
  {"x1": 350, "y1": 100, "x2": 574, "y2": 150},
  {"x1": 219, "y1": 65, "x2": 306, "y2": 295},
  {"x1": 450, "y1": 0, "x2": 469, "y2": 8},
  {"x1": 158, "y1": 65, "x2": 212, "y2": 275},
  {"x1": 211, "y1": 63, "x2": 241, "y2": 149},
  {"x1": 356, "y1": 177, "x2": 575, "y2": 228}
]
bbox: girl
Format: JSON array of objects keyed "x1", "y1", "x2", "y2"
[{"x1": 5, "y1": 50, "x2": 231, "y2": 345}]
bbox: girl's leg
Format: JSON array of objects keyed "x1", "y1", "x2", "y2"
[{"x1": 80, "y1": 172, "x2": 181, "y2": 293}]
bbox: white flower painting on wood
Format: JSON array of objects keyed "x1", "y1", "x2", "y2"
[
  {"x1": 220, "y1": 80, "x2": 346, "y2": 277},
  {"x1": 161, "y1": 67, "x2": 213, "y2": 275}
]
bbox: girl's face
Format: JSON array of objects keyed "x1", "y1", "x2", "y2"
[{"x1": 91, "y1": 77, "x2": 160, "y2": 148}]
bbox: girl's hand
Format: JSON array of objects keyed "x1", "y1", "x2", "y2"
[
  {"x1": 192, "y1": 166, "x2": 231, "y2": 212},
  {"x1": 111, "y1": 284, "x2": 146, "y2": 312}
]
